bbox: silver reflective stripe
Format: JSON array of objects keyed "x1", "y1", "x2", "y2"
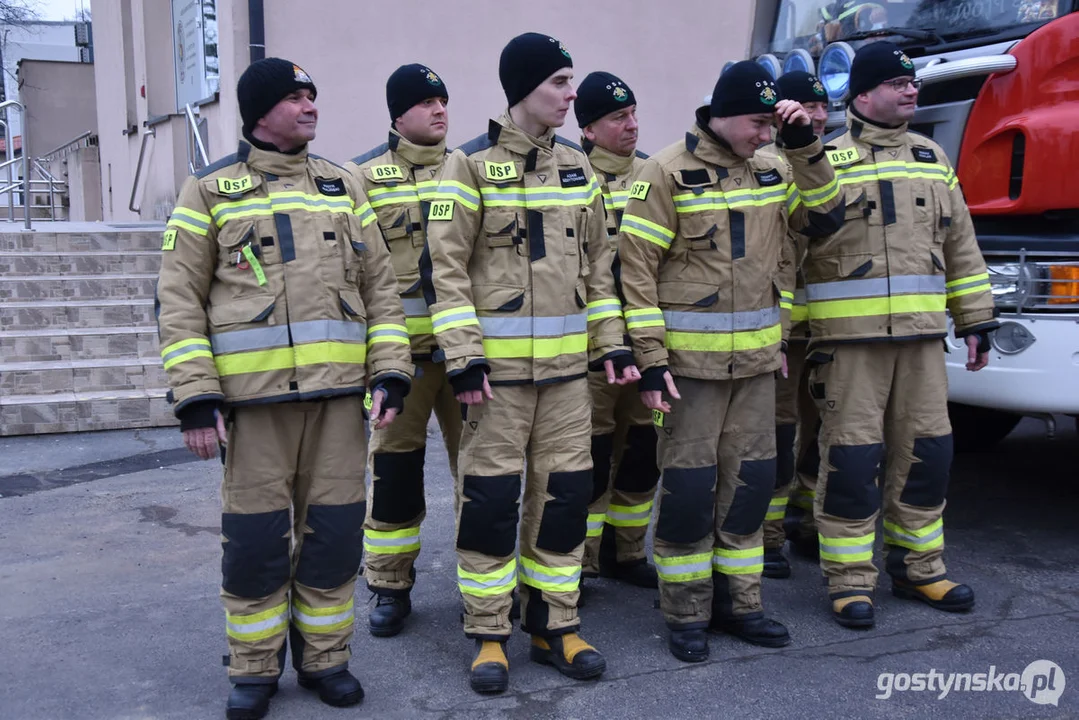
[
  {"x1": 626, "y1": 309, "x2": 664, "y2": 324},
  {"x1": 479, "y1": 314, "x2": 588, "y2": 338},
  {"x1": 819, "y1": 541, "x2": 873, "y2": 555},
  {"x1": 587, "y1": 300, "x2": 622, "y2": 318},
  {"x1": 368, "y1": 326, "x2": 410, "y2": 342},
  {"x1": 587, "y1": 517, "x2": 605, "y2": 531},
  {"x1": 481, "y1": 188, "x2": 595, "y2": 204},
  {"x1": 290, "y1": 319, "x2": 367, "y2": 344},
  {"x1": 170, "y1": 210, "x2": 210, "y2": 230},
  {"x1": 884, "y1": 525, "x2": 944, "y2": 546},
  {"x1": 519, "y1": 564, "x2": 581, "y2": 586},
  {"x1": 712, "y1": 552, "x2": 764, "y2": 569},
  {"x1": 400, "y1": 298, "x2": 430, "y2": 317},
  {"x1": 365, "y1": 535, "x2": 419, "y2": 548},
  {"x1": 226, "y1": 611, "x2": 288, "y2": 636},
  {"x1": 662, "y1": 306, "x2": 780, "y2": 332},
  {"x1": 161, "y1": 341, "x2": 210, "y2": 365},
  {"x1": 210, "y1": 326, "x2": 290, "y2": 354},
  {"x1": 432, "y1": 308, "x2": 477, "y2": 330},
  {"x1": 607, "y1": 507, "x2": 651, "y2": 523},
  {"x1": 212, "y1": 196, "x2": 353, "y2": 223},
  {"x1": 946, "y1": 278, "x2": 988, "y2": 294},
  {"x1": 806, "y1": 275, "x2": 945, "y2": 301},
  {"x1": 457, "y1": 567, "x2": 516, "y2": 592},
  {"x1": 291, "y1": 604, "x2": 353, "y2": 628},
  {"x1": 370, "y1": 189, "x2": 419, "y2": 203},
  {"x1": 437, "y1": 185, "x2": 480, "y2": 203},
  {"x1": 656, "y1": 557, "x2": 711, "y2": 576}
]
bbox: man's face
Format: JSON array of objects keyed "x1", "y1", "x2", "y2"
[
  {"x1": 804, "y1": 100, "x2": 829, "y2": 135},
  {"x1": 709, "y1": 112, "x2": 775, "y2": 159},
  {"x1": 858, "y1": 75, "x2": 919, "y2": 125},
  {"x1": 520, "y1": 68, "x2": 577, "y2": 129},
  {"x1": 395, "y1": 97, "x2": 449, "y2": 145},
  {"x1": 256, "y1": 88, "x2": 318, "y2": 150},
  {"x1": 583, "y1": 105, "x2": 639, "y2": 157}
]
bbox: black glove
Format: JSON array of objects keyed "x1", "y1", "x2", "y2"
[
  {"x1": 778, "y1": 120, "x2": 815, "y2": 150},
  {"x1": 589, "y1": 349, "x2": 634, "y2": 373},
  {"x1": 638, "y1": 366, "x2": 670, "y2": 393},
  {"x1": 177, "y1": 400, "x2": 220, "y2": 432},
  {"x1": 371, "y1": 377, "x2": 408, "y2": 414},
  {"x1": 449, "y1": 364, "x2": 487, "y2": 395},
  {"x1": 975, "y1": 331, "x2": 992, "y2": 354}
]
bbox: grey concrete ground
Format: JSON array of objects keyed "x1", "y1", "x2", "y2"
[{"x1": 1, "y1": 417, "x2": 1076, "y2": 719}]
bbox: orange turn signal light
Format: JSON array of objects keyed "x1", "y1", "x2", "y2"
[{"x1": 1048, "y1": 265, "x2": 1079, "y2": 305}]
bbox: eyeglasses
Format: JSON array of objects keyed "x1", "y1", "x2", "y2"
[{"x1": 882, "y1": 78, "x2": 923, "y2": 92}]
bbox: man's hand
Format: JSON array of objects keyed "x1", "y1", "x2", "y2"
[
  {"x1": 781, "y1": 351, "x2": 789, "y2": 379},
  {"x1": 640, "y1": 371, "x2": 681, "y2": 414},
  {"x1": 456, "y1": 374, "x2": 494, "y2": 405},
  {"x1": 775, "y1": 99, "x2": 810, "y2": 129},
  {"x1": 369, "y1": 388, "x2": 399, "y2": 430},
  {"x1": 183, "y1": 409, "x2": 227, "y2": 460},
  {"x1": 965, "y1": 334, "x2": 990, "y2": 372},
  {"x1": 604, "y1": 359, "x2": 642, "y2": 386}
]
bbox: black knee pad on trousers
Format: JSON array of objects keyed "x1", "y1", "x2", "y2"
[
  {"x1": 536, "y1": 470, "x2": 591, "y2": 554},
  {"x1": 295, "y1": 502, "x2": 366, "y2": 590},
  {"x1": 589, "y1": 434, "x2": 615, "y2": 504},
  {"x1": 900, "y1": 435, "x2": 953, "y2": 508},
  {"x1": 614, "y1": 424, "x2": 660, "y2": 494},
  {"x1": 457, "y1": 474, "x2": 522, "y2": 557},
  {"x1": 775, "y1": 424, "x2": 797, "y2": 490},
  {"x1": 371, "y1": 448, "x2": 427, "y2": 523},
  {"x1": 721, "y1": 458, "x2": 776, "y2": 536},
  {"x1": 221, "y1": 509, "x2": 291, "y2": 598},
  {"x1": 822, "y1": 443, "x2": 883, "y2": 520},
  {"x1": 656, "y1": 466, "x2": 716, "y2": 544}
]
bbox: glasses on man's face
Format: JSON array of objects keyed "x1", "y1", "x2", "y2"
[{"x1": 882, "y1": 77, "x2": 922, "y2": 92}]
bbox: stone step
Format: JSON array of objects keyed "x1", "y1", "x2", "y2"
[
  {"x1": 0, "y1": 229, "x2": 165, "y2": 252},
  {"x1": 0, "y1": 298, "x2": 156, "y2": 332},
  {"x1": 0, "y1": 357, "x2": 168, "y2": 398},
  {"x1": 0, "y1": 250, "x2": 161, "y2": 276},
  {"x1": 0, "y1": 326, "x2": 160, "y2": 363},
  {"x1": 0, "y1": 389, "x2": 177, "y2": 436},
  {"x1": 0, "y1": 273, "x2": 158, "y2": 302}
]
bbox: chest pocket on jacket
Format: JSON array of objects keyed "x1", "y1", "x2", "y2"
[
  {"x1": 477, "y1": 208, "x2": 528, "y2": 289},
  {"x1": 672, "y1": 168, "x2": 728, "y2": 252}
]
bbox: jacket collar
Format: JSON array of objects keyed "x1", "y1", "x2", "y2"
[
  {"x1": 241, "y1": 140, "x2": 310, "y2": 177},
  {"x1": 493, "y1": 110, "x2": 556, "y2": 157},
  {"x1": 847, "y1": 107, "x2": 909, "y2": 148},
  {"x1": 686, "y1": 107, "x2": 746, "y2": 169},
  {"x1": 389, "y1": 128, "x2": 446, "y2": 168},
  {"x1": 584, "y1": 139, "x2": 635, "y2": 176}
]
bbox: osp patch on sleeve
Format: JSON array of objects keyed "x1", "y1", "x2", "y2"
[
  {"x1": 161, "y1": 228, "x2": 177, "y2": 251},
  {"x1": 629, "y1": 181, "x2": 651, "y2": 201},
  {"x1": 428, "y1": 200, "x2": 454, "y2": 221}
]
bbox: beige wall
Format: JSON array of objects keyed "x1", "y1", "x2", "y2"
[
  {"x1": 16, "y1": 59, "x2": 98, "y2": 158},
  {"x1": 92, "y1": 0, "x2": 758, "y2": 221}
]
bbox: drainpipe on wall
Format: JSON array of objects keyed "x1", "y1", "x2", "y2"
[{"x1": 248, "y1": 0, "x2": 265, "y2": 63}]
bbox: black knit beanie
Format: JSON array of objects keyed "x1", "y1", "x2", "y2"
[
  {"x1": 386, "y1": 63, "x2": 449, "y2": 121},
  {"x1": 778, "y1": 71, "x2": 828, "y2": 105},
  {"x1": 499, "y1": 32, "x2": 573, "y2": 107},
  {"x1": 237, "y1": 58, "x2": 317, "y2": 134},
  {"x1": 710, "y1": 61, "x2": 781, "y2": 118},
  {"x1": 575, "y1": 71, "x2": 636, "y2": 128},
  {"x1": 849, "y1": 41, "x2": 916, "y2": 98}
]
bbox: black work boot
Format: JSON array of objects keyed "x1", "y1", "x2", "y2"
[
  {"x1": 607, "y1": 558, "x2": 660, "y2": 588},
  {"x1": 762, "y1": 548, "x2": 791, "y2": 579},
  {"x1": 667, "y1": 627, "x2": 709, "y2": 663},
  {"x1": 297, "y1": 667, "x2": 364, "y2": 708},
  {"x1": 709, "y1": 612, "x2": 791, "y2": 648},
  {"x1": 529, "y1": 633, "x2": 606, "y2": 680},
  {"x1": 369, "y1": 593, "x2": 412, "y2": 637},
  {"x1": 470, "y1": 639, "x2": 509, "y2": 694},
  {"x1": 892, "y1": 579, "x2": 975, "y2": 612},
  {"x1": 225, "y1": 680, "x2": 277, "y2": 720},
  {"x1": 832, "y1": 595, "x2": 875, "y2": 628}
]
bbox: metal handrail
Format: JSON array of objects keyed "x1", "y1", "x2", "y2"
[
  {"x1": 39, "y1": 130, "x2": 95, "y2": 161},
  {"x1": 185, "y1": 103, "x2": 209, "y2": 174},
  {"x1": 0, "y1": 99, "x2": 32, "y2": 229},
  {"x1": 128, "y1": 127, "x2": 156, "y2": 213}
]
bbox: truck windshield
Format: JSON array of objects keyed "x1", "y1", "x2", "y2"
[{"x1": 768, "y1": 0, "x2": 1069, "y2": 56}]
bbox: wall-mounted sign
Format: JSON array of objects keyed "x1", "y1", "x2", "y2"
[{"x1": 172, "y1": 0, "x2": 219, "y2": 111}]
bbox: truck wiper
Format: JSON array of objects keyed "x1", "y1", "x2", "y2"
[{"x1": 840, "y1": 27, "x2": 945, "y2": 46}]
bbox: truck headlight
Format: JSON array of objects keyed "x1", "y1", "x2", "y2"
[{"x1": 991, "y1": 321, "x2": 1036, "y2": 355}]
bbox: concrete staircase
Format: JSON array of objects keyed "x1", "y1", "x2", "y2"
[{"x1": 0, "y1": 224, "x2": 178, "y2": 435}]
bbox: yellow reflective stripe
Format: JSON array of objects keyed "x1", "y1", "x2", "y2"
[
  {"x1": 431, "y1": 305, "x2": 480, "y2": 333},
  {"x1": 807, "y1": 294, "x2": 946, "y2": 320},
  {"x1": 354, "y1": 202, "x2": 377, "y2": 227},
  {"x1": 765, "y1": 495, "x2": 789, "y2": 521},
  {"x1": 458, "y1": 559, "x2": 517, "y2": 597},
  {"x1": 295, "y1": 341, "x2": 366, "y2": 366},
  {"x1": 214, "y1": 342, "x2": 366, "y2": 376},
  {"x1": 171, "y1": 206, "x2": 211, "y2": 224},
  {"x1": 482, "y1": 333, "x2": 587, "y2": 360},
  {"x1": 819, "y1": 532, "x2": 875, "y2": 563},
  {"x1": 712, "y1": 546, "x2": 764, "y2": 575},
  {"x1": 586, "y1": 298, "x2": 623, "y2": 322},
  {"x1": 435, "y1": 180, "x2": 481, "y2": 211},
  {"x1": 367, "y1": 323, "x2": 410, "y2": 346},
  {"x1": 621, "y1": 213, "x2": 675, "y2": 250},
  {"x1": 947, "y1": 284, "x2": 991, "y2": 300},
  {"x1": 799, "y1": 176, "x2": 841, "y2": 208},
  {"x1": 883, "y1": 518, "x2": 944, "y2": 551},
  {"x1": 210, "y1": 192, "x2": 356, "y2": 226},
  {"x1": 946, "y1": 272, "x2": 989, "y2": 288},
  {"x1": 291, "y1": 598, "x2": 355, "y2": 634},
  {"x1": 519, "y1": 556, "x2": 581, "y2": 592},
  {"x1": 168, "y1": 207, "x2": 212, "y2": 235},
  {"x1": 625, "y1": 307, "x2": 665, "y2": 330},
  {"x1": 405, "y1": 316, "x2": 434, "y2": 336},
  {"x1": 665, "y1": 323, "x2": 781, "y2": 352},
  {"x1": 606, "y1": 500, "x2": 653, "y2": 527},
  {"x1": 161, "y1": 338, "x2": 213, "y2": 370},
  {"x1": 363, "y1": 527, "x2": 421, "y2": 555},
  {"x1": 791, "y1": 306, "x2": 809, "y2": 322},
  {"x1": 225, "y1": 602, "x2": 289, "y2": 642},
  {"x1": 586, "y1": 512, "x2": 605, "y2": 537},
  {"x1": 785, "y1": 184, "x2": 803, "y2": 215},
  {"x1": 653, "y1": 551, "x2": 712, "y2": 582}
]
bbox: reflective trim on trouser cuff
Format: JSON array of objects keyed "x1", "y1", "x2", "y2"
[
  {"x1": 519, "y1": 556, "x2": 581, "y2": 593},
  {"x1": 291, "y1": 598, "x2": 355, "y2": 635},
  {"x1": 363, "y1": 527, "x2": 421, "y2": 555},
  {"x1": 225, "y1": 602, "x2": 289, "y2": 642},
  {"x1": 818, "y1": 532, "x2": 875, "y2": 563},
  {"x1": 765, "y1": 496, "x2": 789, "y2": 521},
  {"x1": 883, "y1": 518, "x2": 944, "y2": 552},
  {"x1": 789, "y1": 488, "x2": 815, "y2": 510},
  {"x1": 458, "y1": 559, "x2": 517, "y2": 598},
  {"x1": 654, "y1": 551, "x2": 712, "y2": 583},
  {"x1": 586, "y1": 512, "x2": 605, "y2": 538},
  {"x1": 712, "y1": 547, "x2": 764, "y2": 575},
  {"x1": 606, "y1": 500, "x2": 653, "y2": 527}
]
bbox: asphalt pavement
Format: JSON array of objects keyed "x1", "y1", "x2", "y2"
[{"x1": 1, "y1": 416, "x2": 1076, "y2": 719}]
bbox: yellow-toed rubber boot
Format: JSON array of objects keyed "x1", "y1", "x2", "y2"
[
  {"x1": 529, "y1": 633, "x2": 606, "y2": 680},
  {"x1": 892, "y1": 579, "x2": 975, "y2": 612},
  {"x1": 832, "y1": 594, "x2": 875, "y2": 628},
  {"x1": 469, "y1": 640, "x2": 509, "y2": 694}
]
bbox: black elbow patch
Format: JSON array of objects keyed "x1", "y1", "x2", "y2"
[
  {"x1": 221, "y1": 509, "x2": 292, "y2": 598},
  {"x1": 822, "y1": 444, "x2": 883, "y2": 520},
  {"x1": 655, "y1": 465, "x2": 716, "y2": 544},
  {"x1": 457, "y1": 474, "x2": 522, "y2": 557},
  {"x1": 370, "y1": 448, "x2": 426, "y2": 523},
  {"x1": 295, "y1": 502, "x2": 366, "y2": 590},
  {"x1": 719, "y1": 458, "x2": 775, "y2": 536},
  {"x1": 535, "y1": 469, "x2": 592, "y2": 553},
  {"x1": 613, "y1": 424, "x2": 660, "y2": 494},
  {"x1": 899, "y1": 434, "x2": 953, "y2": 508}
]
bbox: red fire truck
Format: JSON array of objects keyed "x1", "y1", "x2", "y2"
[{"x1": 750, "y1": 0, "x2": 1079, "y2": 449}]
